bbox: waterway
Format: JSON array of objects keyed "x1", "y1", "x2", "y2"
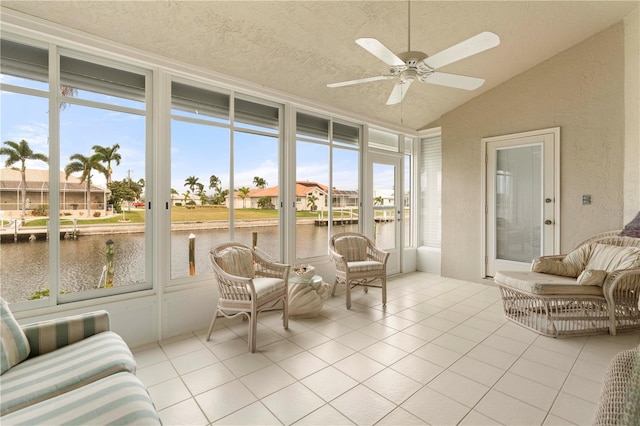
[{"x1": 0, "y1": 222, "x2": 386, "y2": 303}]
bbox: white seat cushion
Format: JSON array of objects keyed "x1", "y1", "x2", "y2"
[
  {"x1": 494, "y1": 270, "x2": 604, "y2": 296},
  {"x1": 253, "y1": 277, "x2": 286, "y2": 298},
  {"x1": 347, "y1": 260, "x2": 384, "y2": 273}
]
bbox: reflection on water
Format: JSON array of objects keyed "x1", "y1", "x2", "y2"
[{"x1": 1, "y1": 222, "x2": 394, "y2": 303}]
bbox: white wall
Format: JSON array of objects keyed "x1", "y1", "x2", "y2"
[
  {"x1": 439, "y1": 22, "x2": 631, "y2": 283},
  {"x1": 625, "y1": 8, "x2": 640, "y2": 223}
]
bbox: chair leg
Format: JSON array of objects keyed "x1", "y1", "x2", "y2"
[
  {"x1": 206, "y1": 311, "x2": 218, "y2": 341},
  {"x1": 283, "y1": 297, "x2": 289, "y2": 330},
  {"x1": 381, "y1": 276, "x2": 387, "y2": 306},
  {"x1": 346, "y1": 281, "x2": 352, "y2": 309},
  {"x1": 249, "y1": 309, "x2": 258, "y2": 353},
  {"x1": 331, "y1": 279, "x2": 338, "y2": 297}
]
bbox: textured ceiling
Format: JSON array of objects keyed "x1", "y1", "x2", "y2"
[{"x1": 3, "y1": 1, "x2": 638, "y2": 130}]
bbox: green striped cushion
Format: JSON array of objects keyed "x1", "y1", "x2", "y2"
[
  {"x1": 1, "y1": 298, "x2": 30, "y2": 375},
  {"x1": 21, "y1": 310, "x2": 110, "y2": 357},
  {"x1": 216, "y1": 246, "x2": 255, "y2": 278},
  {"x1": 335, "y1": 236, "x2": 368, "y2": 262},
  {"x1": 0, "y1": 331, "x2": 136, "y2": 415},
  {"x1": 1, "y1": 372, "x2": 161, "y2": 425}
]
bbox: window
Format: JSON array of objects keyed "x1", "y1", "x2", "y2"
[
  {"x1": 420, "y1": 134, "x2": 442, "y2": 248},
  {"x1": 0, "y1": 39, "x2": 151, "y2": 304},
  {"x1": 404, "y1": 137, "x2": 413, "y2": 247},
  {"x1": 295, "y1": 112, "x2": 360, "y2": 260},
  {"x1": 170, "y1": 83, "x2": 281, "y2": 279}
]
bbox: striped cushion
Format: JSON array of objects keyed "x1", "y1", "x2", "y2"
[
  {"x1": 585, "y1": 244, "x2": 640, "y2": 272},
  {"x1": 216, "y1": 246, "x2": 255, "y2": 278},
  {"x1": 254, "y1": 277, "x2": 286, "y2": 298},
  {"x1": 347, "y1": 260, "x2": 384, "y2": 273},
  {"x1": 335, "y1": 236, "x2": 368, "y2": 262},
  {"x1": 576, "y1": 269, "x2": 608, "y2": 286},
  {"x1": 0, "y1": 331, "x2": 136, "y2": 415},
  {"x1": 0, "y1": 298, "x2": 30, "y2": 375},
  {"x1": 21, "y1": 310, "x2": 110, "y2": 357},
  {"x1": 1, "y1": 372, "x2": 161, "y2": 425}
]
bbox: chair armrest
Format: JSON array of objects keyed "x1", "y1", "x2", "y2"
[
  {"x1": 211, "y1": 261, "x2": 257, "y2": 299},
  {"x1": 254, "y1": 252, "x2": 290, "y2": 280},
  {"x1": 21, "y1": 310, "x2": 110, "y2": 357},
  {"x1": 329, "y1": 248, "x2": 348, "y2": 272},
  {"x1": 367, "y1": 245, "x2": 390, "y2": 264},
  {"x1": 603, "y1": 268, "x2": 640, "y2": 308}
]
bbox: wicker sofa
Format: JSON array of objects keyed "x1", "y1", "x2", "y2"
[
  {"x1": 0, "y1": 299, "x2": 160, "y2": 425},
  {"x1": 495, "y1": 231, "x2": 640, "y2": 337}
]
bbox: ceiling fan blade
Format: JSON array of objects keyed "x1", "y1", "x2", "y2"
[
  {"x1": 327, "y1": 75, "x2": 395, "y2": 88},
  {"x1": 356, "y1": 38, "x2": 405, "y2": 67},
  {"x1": 386, "y1": 81, "x2": 412, "y2": 105},
  {"x1": 425, "y1": 72, "x2": 485, "y2": 90},
  {"x1": 423, "y1": 32, "x2": 500, "y2": 70}
]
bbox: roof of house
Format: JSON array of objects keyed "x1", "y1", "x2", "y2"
[{"x1": 0, "y1": 168, "x2": 109, "y2": 192}]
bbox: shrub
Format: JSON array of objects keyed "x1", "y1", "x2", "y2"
[
  {"x1": 93, "y1": 211, "x2": 101, "y2": 217},
  {"x1": 175, "y1": 202, "x2": 182, "y2": 207},
  {"x1": 32, "y1": 204, "x2": 49, "y2": 216}
]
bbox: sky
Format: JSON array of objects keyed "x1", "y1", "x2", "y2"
[{"x1": 1, "y1": 75, "x2": 382, "y2": 200}]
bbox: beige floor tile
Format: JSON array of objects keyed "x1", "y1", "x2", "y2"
[
  {"x1": 136, "y1": 360, "x2": 178, "y2": 387},
  {"x1": 308, "y1": 339, "x2": 355, "y2": 364},
  {"x1": 391, "y1": 354, "x2": 444, "y2": 384},
  {"x1": 239, "y1": 364, "x2": 297, "y2": 399},
  {"x1": 181, "y1": 362, "x2": 236, "y2": 396},
  {"x1": 402, "y1": 386, "x2": 470, "y2": 425},
  {"x1": 363, "y1": 368, "x2": 422, "y2": 404},
  {"x1": 550, "y1": 392, "x2": 598, "y2": 425},
  {"x1": 330, "y1": 385, "x2": 396, "y2": 426},
  {"x1": 449, "y1": 356, "x2": 505, "y2": 387},
  {"x1": 382, "y1": 331, "x2": 427, "y2": 353},
  {"x1": 262, "y1": 382, "x2": 325, "y2": 425},
  {"x1": 170, "y1": 348, "x2": 219, "y2": 375},
  {"x1": 195, "y1": 380, "x2": 257, "y2": 423},
  {"x1": 459, "y1": 410, "x2": 504, "y2": 425},
  {"x1": 377, "y1": 408, "x2": 426, "y2": 425},
  {"x1": 301, "y1": 366, "x2": 358, "y2": 401},
  {"x1": 335, "y1": 330, "x2": 378, "y2": 351},
  {"x1": 493, "y1": 372, "x2": 558, "y2": 411},
  {"x1": 277, "y1": 351, "x2": 328, "y2": 380},
  {"x1": 562, "y1": 373, "x2": 603, "y2": 402},
  {"x1": 475, "y1": 389, "x2": 547, "y2": 425},
  {"x1": 223, "y1": 351, "x2": 274, "y2": 377},
  {"x1": 294, "y1": 404, "x2": 354, "y2": 425},
  {"x1": 286, "y1": 329, "x2": 332, "y2": 350},
  {"x1": 158, "y1": 398, "x2": 209, "y2": 426},
  {"x1": 413, "y1": 342, "x2": 463, "y2": 368},
  {"x1": 334, "y1": 352, "x2": 386, "y2": 382},
  {"x1": 360, "y1": 341, "x2": 408, "y2": 366},
  {"x1": 147, "y1": 377, "x2": 192, "y2": 410},
  {"x1": 161, "y1": 335, "x2": 208, "y2": 358},
  {"x1": 213, "y1": 401, "x2": 282, "y2": 425},
  {"x1": 509, "y1": 358, "x2": 568, "y2": 390},
  {"x1": 259, "y1": 338, "x2": 305, "y2": 363},
  {"x1": 522, "y1": 345, "x2": 577, "y2": 372},
  {"x1": 428, "y1": 370, "x2": 490, "y2": 407},
  {"x1": 466, "y1": 343, "x2": 518, "y2": 370}
]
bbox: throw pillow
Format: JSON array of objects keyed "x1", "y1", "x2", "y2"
[
  {"x1": 585, "y1": 244, "x2": 640, "y2": 273},
  {"x1": 531, "y1": 244, "x2": 592, "y2": 278},
  {"x1": 0, "y1": 298, "x2": 30, "y2": 374},
  {"x1": 620, "y1": 211, "x2": 640, "y2": 238},
  {"x1": 576, "y1": 269, "x2": 608, "y2": 286},
  {"x1": 215, "y1": 246, "x2": 255, "y2": 278}
]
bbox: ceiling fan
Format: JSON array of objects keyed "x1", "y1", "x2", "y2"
[{"x1": 327, "y1": 31, "x2": 501, "y2": 105}]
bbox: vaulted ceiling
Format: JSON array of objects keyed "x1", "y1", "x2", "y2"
[{"x1": 3, "y1": 1, "x2": 638, "y2": 130}]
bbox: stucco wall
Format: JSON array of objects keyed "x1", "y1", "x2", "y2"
[
  {"x1": 625, "y1": 8, "x2": 640, "y2": 223},
  {"x1": 439, "y1": 22, "x2": 627, "y2": 282}
]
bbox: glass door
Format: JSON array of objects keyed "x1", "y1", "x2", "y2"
[{"x1": 368, "y1": 152, "x2": 402, "y2": 275}]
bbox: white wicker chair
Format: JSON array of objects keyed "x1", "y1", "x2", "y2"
[
  {"x1": 207, "y1": 242, "x2": 289, "y2": 352},
  {"x1": 496, "y1": 231, "x2": 640, "y2": 337},
  {"x1": 329, "y1": 232, "x2": 389, "y2": 309}
]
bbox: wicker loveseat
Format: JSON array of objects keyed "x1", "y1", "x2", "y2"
[{"x1": 495, "y1": 231, "x2": 640, "y2": 337}]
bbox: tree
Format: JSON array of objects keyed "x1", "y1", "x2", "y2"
[
  {"x1": 238, "y1": 186, "x2": 250, "y2": 208},
  {"x1": 108, "y1": 180, "x2": 137, "y2": 212},
  {"x1": 0, "y1": 139, "x2": 49, "y2": 222},
  {"x1": 209, "y1": 175, "x2": 221, "y2": 191},
  {"x1": 306, "y1": 194, "x2": 318, "y2": 211},
  {"x1": 253, "y1": 176, "x2": 267, "y2": 189},
  {"x1": 64, "y1": 153, "x2": 107, "y2": 217},
  {"x1": 92, "y1": 143, "x2": 121, "y2": 185},
  {"x1": 184, "y1": 176, "x2": 200, "y2": 194},
  {"x1": 258, "y1": 196, "x2": 272, "y2": 209},
  {"x1": 374, "y1": 195, "x2": 384, "y2": 206}
]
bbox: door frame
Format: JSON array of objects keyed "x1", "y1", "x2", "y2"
[
  {"x1": 481, "y1": 127, "x2": 560, "y2": 278},
  {"x1": 367, "y1": 151, "x2": 403, "y2": 275}
]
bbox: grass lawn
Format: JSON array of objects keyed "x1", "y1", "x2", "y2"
[{"x1": 23, "y1": 207, "x2": 320, "y2": 226}]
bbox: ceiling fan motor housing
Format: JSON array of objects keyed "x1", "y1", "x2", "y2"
[{"x1": 392, "y1": 51, "x2": 435, "y2": 83}]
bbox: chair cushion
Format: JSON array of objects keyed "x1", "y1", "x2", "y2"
[
  {"x1": 531, "y1": 245, "x2": 591, "y2": 278},
  {"x1": 494, "y1": 270, "x2": 604, "y2": 296},
  {"x1": 335, "y1": 236, "x2": 368, "y2": 262},
  {"x1": 1, "y1": 372, "x2": 161, "y2": 425},
  {"x1": 347, "y1": 260, "x2": 384, "y2": 273},
  {"x1": 585, "y1": 244, "x2": 640, "y2": 272},
  {"x1": 253, "y1": 277, "x2": 286, "y2": 298},
  {"x1": 576, "y1": 269, "x2": 608, "y2": 286},
  {"x1": 216, "y1": 246, "x2": 255, "y2": 278},
  {"x1": 0, "y1": 298, "x2": 30, "y2": 375},
  {"x1": 0, "y1": 330, "x2": 136, "y2": 415}
]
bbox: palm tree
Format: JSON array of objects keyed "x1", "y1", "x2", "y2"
[
  {"x1": 238, "y1": 186, "x2": 250, "y2": 208},
  {"x1": 253, "y1": 176, "x2": 267, "y2": 189},
  {"x1": 92, "y1": 143, "x2": 121, "y2": 185},
  {"x1": 209, "y1": 175, "x2": 221, "y2": 192},
  {"x1": 184, "y1": 176, "x2": 200, "y2": 194},
  {"x1": 306, "y1": 194, "x2": 318, "y2": 211},
  {"x1": 64, "y1": 153, "x2": 107, "y2": 216},
  {"x1": 374, "y1": 195, "x2": 384, "y2": 206},
  {"x1": 0, "y1": 139, "x2": 49, "y2": 222}
]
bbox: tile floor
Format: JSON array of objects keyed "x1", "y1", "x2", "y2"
[{"x1": 132, "y1": 272, "x2": 640, "y2": 425}]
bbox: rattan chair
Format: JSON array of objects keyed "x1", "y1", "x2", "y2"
[
  {"x1": 329, "y1": 232, "x2": 389, "y2": 309},
  {"x1": 207, "y1": 242, "x2": 289, "y2": 352}
]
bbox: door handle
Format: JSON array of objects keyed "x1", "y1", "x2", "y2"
[{"x1": 544, "y1": 220, "x2": 554, "y2": 225}]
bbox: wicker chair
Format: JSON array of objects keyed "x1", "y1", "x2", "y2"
[
  {"x1": 207, "y1": 242, "x2": 289, "y2": 352},
  {"x1": 593, "y1": 345, "x2": 640, "y2": 425},
  {"x1": 495, "y1": 231, "x2": 640, "y2": 337},
  {"x1": 329, "y1": 232, "x2": 389, "y2": 309}
]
